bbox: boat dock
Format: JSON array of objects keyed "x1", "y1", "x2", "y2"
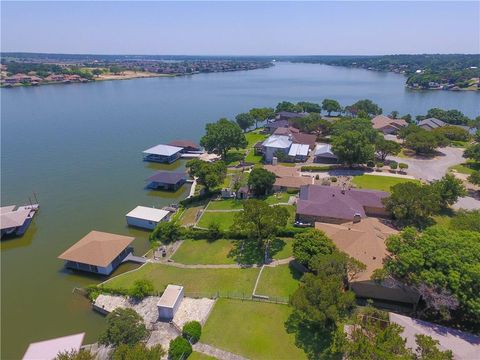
[{"x1": 1, "y1": 203, "x2": 39, "y2": 238}]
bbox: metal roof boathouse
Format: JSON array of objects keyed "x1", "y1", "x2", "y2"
[{"x1": 143, "y1": 144, "x2": 183, "y2": 163}]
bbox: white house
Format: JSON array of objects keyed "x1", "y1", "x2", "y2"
[
  {"x1": 261, "y1": 135, "x2": 292, "y2": 163},
  {"x1": 126, "y1": 206, "x2": 170, "y2": 230},
  {"x1": 157, "y1": 284, "x2": 184, "y2": 320}
]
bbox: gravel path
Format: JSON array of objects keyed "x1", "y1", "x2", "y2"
[{"x1": 193, "y1": 343, "x2": 249, "y2": 360}]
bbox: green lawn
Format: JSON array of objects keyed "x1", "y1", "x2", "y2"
[
  {"x1": 272, "y1": 238, "x2": 294, "y2": 260},
  {"x1": 202, "y1": 299, "x2": 307, "y2": 360},
  {"x1": 352, "y1": 175, "x2": 419, "y2": 192},
  {"x1": 264, "y1": 192, "x2": 291, "y2": 204},
  {"x1": 197, "y1": 211, "x2": 238, "y2": 230},
  {"x1": 104, "y1": 263, "x2": 259, "y2": 295},
  {"x1": 171, "y1": 239, "x2": 236, "y2": 265},
  {"x1": 255, "y1": 264, "x2": 302, "y2": 299},
  {"x1": 245, "y1": 131, "x2": 268, "y2": 148},
  {"x1": 189, "y1": 352, "x2": 217, "y2": 360},
  {"x1": 207, "y1": 199, "x2": 245, "y2": 211},
  {"x1": 450, "y1": 161, "x2": 480, "y2": 175},
  {"x1": 245, "y1": 150, "x2": 263, "y2": 164},
  {"x1": 180, "y1": 206, "x2": 204, "y2": 226}
]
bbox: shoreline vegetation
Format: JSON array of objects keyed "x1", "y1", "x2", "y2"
[{"x1": 0, "y1": 54, "x2": 273, "y2": 88}]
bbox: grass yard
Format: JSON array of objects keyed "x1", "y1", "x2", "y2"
[
  {"x1": 245, "y1": 131, "x2": 268, "y2": 148},
  {"x1": 272, "y1": 238, "x2": 294, "y2": 259},
  {"x1": 179, "y1": 206, "x2": 205, "y2": 226},
  {"x1": 105, "y1": 263, "x2": 259, "y2": 295},
  {"x1": 189, "y1": 352, "x2": 217, "y2": 360},
  {"x1": 245, "y1": 150, "x2": 263, "y2": 164},
  {"x1": 207, "y1": 199, "x2": 245, "y2": 210},
  {"x1": 171, "y1": 239, "x2": 236, "y2": 265},
  {"x1": 264, "y1": 192, "x2": 291, "y2": 204},
  {"x1": 202, "y1": 299, "x2": 307, "y2": 360},
  {"x1": 197, "y1": 211, "x2": 238, "y2": 230},
  {"x1": 449, "y1": 161, "x2": 480, "y2": 175},
  {"x1": 352, "y1": 174, "x2": 419, "y2": 192},
  {"x1": 255, "y1": 264, "x2": 302, "y2": 299}
]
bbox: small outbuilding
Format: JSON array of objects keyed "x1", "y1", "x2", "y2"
[
  {"x1": 143, "y1": 144, "x2": 183, "y2": 163},
  {"x1": 126, "y1": 206, "x2": 170, "y2": 230},
  {"x1": 313, "y1": 143, "x2": 338, "y2": 163},
  {"x1": 22, "y1": 333, "x2": 85, "y2": 360},
  {"x1": 146, "y1": 171, "x2": 186, "y2": 190},
  {"x1": 157, "y1": 284, "x2": 184, "y2": 321},
  {"x1": 58, "y1": 231, "x2": 134, "y2": 275}
]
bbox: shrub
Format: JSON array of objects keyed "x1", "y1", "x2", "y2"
[
  {"x1": 182, "y1": 321, "x2": 202, "y2": 343},
  {"x1": 398, "y1": 163, "x2": 408, "y2": 171},
  {"x1": 207, "y1": 220, "x2": 222, "y2": 240},
  {"x1": 389, "y1": 162, "x2": 398, "y2": 170},
  {"x1": 301, "y1": 165, "x2": 335, "y2": 172},
  {"x1": 376, "y1": 162, "x2": 384, "y2": 168},
  {"x1": 129, "y1": 279, "x2": 154, "y2": 300},
  {"x1": 168, "y1": 336, "x2": 192, "y2": 360},
  {"x1": 315, "y1": 174, "x2": 320, "y2": 180},
  {"x1": 330, "y1": 176, "x2": 338, "y2": 182},
  {"x1": 98, "y1": 308, "x2": 149, "y2": 347},
  {"x1": 150, "y1": 220, "x2": 183, "y2": 244},
  {"x1": 366, "y1": 160, "x2": 375, "y2": 168},
  {"x1": 85, "y1": 285, "x2": 129, "y2": 301}
]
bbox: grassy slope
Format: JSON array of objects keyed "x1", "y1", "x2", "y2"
[
  {"x1": 197, "y1": 211, "x2": 237, "y2": 230},
  {"x1": 171, "y1": 239, "x2": 236, "y2": 265},
  {"x1": 202, "y1": 299, "x2": 307, "y2": 360},
  {"x1": 104, "y1": 263, "x2": 259, "y2": 295},
  {"x1": 352, "y1": 175, "x2": 419, "y2": 192},
  {"x1": 255, "y1": 264, "x2": 302, "y2": 299}
]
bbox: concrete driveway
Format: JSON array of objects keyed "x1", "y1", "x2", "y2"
[
  {"x1": 388, "y1": 147, "x2": 465, "y2": 182},
  {"x1": 453, "y1": 196, "x2": 480, "y2": 211}
]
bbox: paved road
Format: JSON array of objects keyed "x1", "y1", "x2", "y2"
[
  {"x1": 388, "y1": 147, "x2": 465, "y2": 182},
  {"x1": 452, "y1": 196, "x2": 480, "y2": 211}
]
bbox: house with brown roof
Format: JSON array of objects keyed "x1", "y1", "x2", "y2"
[
  {"x1": 273, "y1": 176, "x2": 314, "y2": 192},
  {"x1": 371, "y1": 115, "x2": 408, "y2": 134},
  {"x1": 58, "y1": 231, "x2": 134, "y2": 275},
  {"x1": 296, "y1": 184, "x2": 389, "y2": 224},
  {"x1": 263, "y1": 164, "x2": 300, "y2": 178},
  {"x1": 316, "y1": 218, "x2": 420, "y2": 307}
]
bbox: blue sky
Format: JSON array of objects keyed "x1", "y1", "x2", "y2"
[{"x1": 1, "y1": 1, "x2": 479, "y2": 55}]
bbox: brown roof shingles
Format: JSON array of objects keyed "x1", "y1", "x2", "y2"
[{"x1": 58, "y1": 231, "x2": 134, "y2": 267}]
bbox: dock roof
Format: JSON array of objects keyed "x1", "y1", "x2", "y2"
[
  {"x1": 0, "y1": 209, "x2": 31, "y2": 230},
  {"x1": 22, "y1": 333, "x2": 85, "y2": 360},
  {"x1": 143, "y1": 144, "x2": 183, "y2": 156},
  {"x1": 126, "y1": 206, "x2": 170, "y2": 222},
  {"x1": 147, "y1": 171, "x2": 186, "y2": 184},
  {"x1": 58, "y1": 231, "x2": 134, "y2": 267},
  {"x1": 157, "y1": 284, "x2": 184, "y2": 309}
]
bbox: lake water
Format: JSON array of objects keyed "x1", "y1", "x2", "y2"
[{"x1": 1, "y1": 62, "x2": 479, "y2": 359}]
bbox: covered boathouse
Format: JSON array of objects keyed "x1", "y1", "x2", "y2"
[
  {"x1": 143, "y1": 144, "x2": 183, "y2": 163},
  {"x1": 146, "y1": 171, "x2": 187, "y2": 190},
  {"x1": 22, "y1": 333, "x2": 85, "y2": 360},
  {"x1": 58, "y1": 231, "x2": 134, "y2": 275},
  {"x1": 126, "y1": 206, "x2": 170, "y2": 230}
]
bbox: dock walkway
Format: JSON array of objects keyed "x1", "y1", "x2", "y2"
[{"x1": 122, "y1": 253, "x2": 147, "y2": 264}]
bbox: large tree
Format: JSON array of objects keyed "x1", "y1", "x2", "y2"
[
  {"x1": 375, "y1": 138, "x2": 402, "y2": 161},
  {"x1": 346, "y1": 99, "x2": 382, "y2": 117},
  {"x1": 275, "y1": 101, "x2": 302, "y2": 113},
  {"x1": 235, "y1": 112, "x2": 255, "y2": 132},
  {"x1": 292, "y1": 229, "x2": 336, "y2": 269},
  {"x1": 430, "y1": 174, "x2": 467, "y2": 208},
  {"x1": 297, "y1": 101, "x2": 321, "y2": 113},
  {"x1": 321, "y1": 99, "x2": 341, "y2": 116},
  {"x1": 98, "y1": 308, "x2": 149, "y2": 347},
  {"x1": 186, "y1": 159, "x2": 227, "y2": 192},
  {"x1": 405, "y1": 130, "x2": 446, "y2": 154},
  {"x1": 332, "y1": 131, "x2": 375, "y2": 165},
  {"x1": 232, "y1": 200, "x2": 289, "y2": 262},
  {"x1": 383, "y1": 182, "x2": 441, "y2": 226},
  {"x1": 200, "y1": 118, "x2": 247, "y2": 159},
  {"x1": 247, "y1": 168, "x2": 276, "y2": 197},
  {"x1": 249, "y1": 107, "x2": 275, "y2": 128},
  {"x1": 332, "y1": 118, "x2": 379, "y2": 143},
  {"x1": 385, "y1": 227, "x2": 480, "y2": 330}
]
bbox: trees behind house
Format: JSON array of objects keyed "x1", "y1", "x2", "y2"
[
  {"x1": 417, "y1": 108, "x2": 471, "y2": 125},
  {"x1": 276, "y1": 101, "x2": 302, "y2": 113},
  {"x1": 385, "y1": 227, "x2": 480, "y2": 331},
  {"x1": 297, "y1": 101, "x2": 321, "y2": 113},
  {"x1": 375, "y1": 138, "x2": 401, "y2": 161},
  {"x1": 332, "y1": 130, "x2": 375, "y2": 166},
  {"x1": 345, "y1": 99, "x2": 382, "y2": 117},
  {"x1": 200, "y1": 118, "x2": 247, "y2": 159},
  {"x1": 290, "y1": 113, "x2": 331, "y2": 134},
  {"x1": 232, "y1": 200, "x2": 289, "y2": 262},
  {"x1": 186, "y1": 159, "x2": 227, "y2": 192},
  {"x1": 322, "y1": 99, "x2": 341, "y2": 116},
  {"x1": 247, "y1": 168, "x2": 276, "y2": 197},
  {"x1": 235, "y1": 112, "x2": 255, "y2": 132},
  {"x1": 249, "y1": 107, "x2": 275, "y2": 128},
  {"x1": 432, "y1": 125, "x2": 470, "y2": 142},
  {"x1": 98, "y1": 308, "x2": 149, "y2": 347}
]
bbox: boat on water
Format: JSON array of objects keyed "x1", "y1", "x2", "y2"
[{"x1": 0, "y1": 204, "x2": 39, "y2": 238}]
